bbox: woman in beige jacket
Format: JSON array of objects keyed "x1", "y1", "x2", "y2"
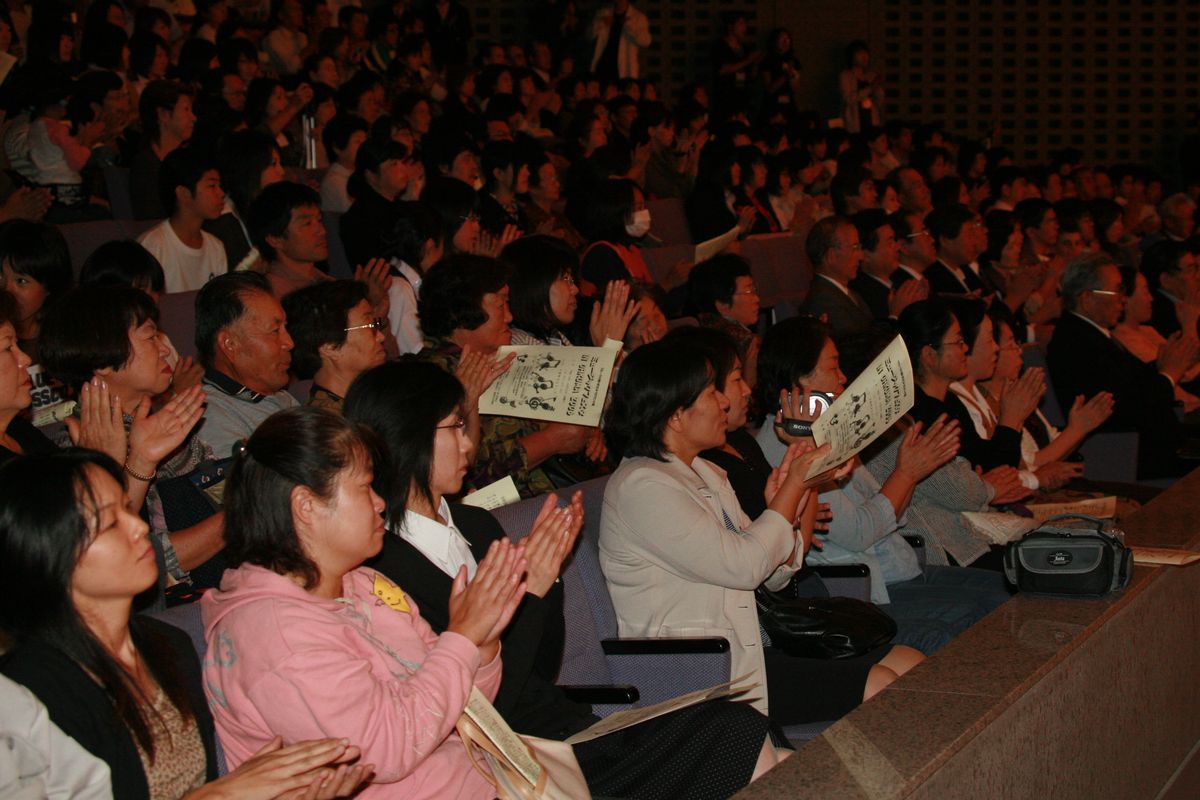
[{"x1": 600, "y1": 338, "x2": 920, "y2": 723}]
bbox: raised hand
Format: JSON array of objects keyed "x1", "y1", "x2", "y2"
[
  {"x1": 887, "y1": 277, "x2": 928, "y2": 318},
  {"x1": 1065, "y1": 392, "x2": 1114, "y2": 435},
  {"x1": 66, "y1": 377, "x2": 126, "y2": 464},
  {"x1": 127, "y1": 385, "x2": 207, "y2": 471},
  {"x1": 584, "y1": 427, "x2": 607, "y2": 462},
  {"x1": 353, "y1": 259, "x2": 393, "y2": 318},
  {"x1": 997, "y1": 367, "x2": 1046, "y2": 429},
  {"x1": 589, "y1": 280, "x2": 638, "y2": 346},
  {"x1": 447, "y1": 538, "x2": 528, "y2": 661},
  {"x1": 785, "y1": 442, "x2": 852, "y2": 490},
  {"x1": 454, "y1": 345, "x2": 514, "y2": 411},
  {"x1": 764, "y1": 439, "x2": 816, "y2": 504},
  {"x1": 170, "y1": 355, "x2": 205, "y2": 395},
  {"x1": 895, "y1": 416, "x2": 961, "y2": 483},
  {"x1": 773, "y1": 385, "x2": 823, "y2": 444},
  {"x1": 1157, "y1": 331, "x2": 1200, "y2": 383},
  {"x1": 522, "y1": 491, "x2": 583, "y2": 597}
]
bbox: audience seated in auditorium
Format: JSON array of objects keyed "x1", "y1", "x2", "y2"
[
  {"x1": 601, "y1": 336, "x2": 925, "y2": 722},
  {"x1": 1048, "y1": 252, "x2": 1198, "y2": 479},
  {"x1": 346, "y1": 359, "x2": 782, "y2": 795},
  {"x1": 753, "y1": 316, "x2": 1010, "y2": 652}
]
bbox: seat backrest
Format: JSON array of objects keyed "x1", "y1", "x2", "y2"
[
  {"x1": 741, "y1": 235, "x2": 812, "y2": 308},
  {"x1": 640, "y1": 242, "x2": 693, "y2": 286},
  {"x1": 490, "y1": 478, "x2": 617, "y2": 686},
  {"x1": 1022, "y1": 343, "x2": 1066, "y2": 427},
  {"x1": 103, "y1": 166, "x2": 134, "y2": 221},
  {"x1": 646, "y1": 197, "x2": 693, "y2": 246},
  {"x1": 159, "y1": 291, "x2": 200, "y2": 362},
  {"x1": 323, "y1": 211, "x2": 352, "y2": 278},
  {"x1": 148, "y1": 602, "x2": 207, "y2": 661},
  {"x1": 61, "y1": 219, "x2": 160, "y2": 276}
]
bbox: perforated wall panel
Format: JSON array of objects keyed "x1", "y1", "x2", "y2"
[{"x1": 879, "y1": 0, "x2": 1200, "y2": 169}]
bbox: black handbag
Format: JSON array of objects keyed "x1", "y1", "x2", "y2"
[
  {"x1": 1003, "y1": 514, "x2": 1133, "y2": 597},
  {"x1": 755, "y1": 583, "x2": 897, "y2": 660}
]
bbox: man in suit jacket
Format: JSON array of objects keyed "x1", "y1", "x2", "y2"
[
  {"x1": 1141, "y1": 240, "x2": 1199, "y2": 339},
  {"x1": 849, "y1": 208, "x2": 927, "y2": 322},
  {"x1": 365, "y1": 502, "x2": 597, "y2": 740},
  {"x1": 849, "y1": 209, "x2": 897, "y2": 320},
  {"x1": 925, "y1": 203, "x2": 993, "y2": 297},
  {"x1": 1047, "y1": 252, "x2": 1196, "y2": 479},
  {"x1": 889, "y1": 209, "x2": 937, "y2": 288},
  {"x1": 799, "y1": 215, "x2": 874, "y2": 338}
]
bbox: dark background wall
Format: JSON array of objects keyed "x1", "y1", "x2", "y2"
[{"x1": 464, "y1": 0, "x2": 1199, "y2": 174}]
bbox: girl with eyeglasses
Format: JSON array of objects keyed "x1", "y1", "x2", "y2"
[{"x1": 345, "y1": 359, "x2": 783, "y2": 798}]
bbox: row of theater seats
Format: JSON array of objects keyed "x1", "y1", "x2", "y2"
[{"x1": 149, "y1": 471, "x2": 926, "y2": 763}]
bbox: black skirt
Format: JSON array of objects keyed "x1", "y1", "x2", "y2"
[
  {"x1": 572, "y1": 698, "x2": 769, "y2": 800},
  {"x1": 763, "y1": 643, "x2": 891, "y2": 723}
]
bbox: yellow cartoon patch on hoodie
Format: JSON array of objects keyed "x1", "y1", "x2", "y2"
[{"x1": 372, "y1": 573, "x2": 411, "y2": 613}]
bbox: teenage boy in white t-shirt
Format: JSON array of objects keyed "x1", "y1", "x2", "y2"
[{"x1": 138, "y1": 146, "x2": 229, "y2": 294}]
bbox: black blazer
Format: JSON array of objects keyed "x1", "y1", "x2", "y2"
[
  {"x1": 1047, "y1": 311, "x2": 1181, "y2": 478},
  {"x1": 924, "y1": 259, "x2": 978, "y2": 296},
  {"x1": 910, "y1": 385, "x2": 1022, "y2": 471},
  {"x1": 364, "y1": 503, "x2": 596, "y2": 739},
  {"x1": 798, "y1": 275, "x2": 874, "y2": 339},
  {"x1": 1, "y1": 617, "x2": 218, "y2": 800},
  {"x1": 850, "y1": 273, "x2": 893, "y2": 320},
  {"x1": 1149, "y1": 289, "x2": 1185, "y2": 339}
]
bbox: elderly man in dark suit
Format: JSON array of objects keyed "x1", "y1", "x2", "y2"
[
  {"x1": 798, "y1": 215, "x2": 874, "y2": 338},
  {"x1": 1047, "y1": 251, "x2": 1198, "y2": 479}
]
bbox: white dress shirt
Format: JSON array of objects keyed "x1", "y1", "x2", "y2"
[{"x1": 394, "y1": 497, "x2": 478, "y2": 580}]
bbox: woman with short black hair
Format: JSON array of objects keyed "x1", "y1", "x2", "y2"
[
  {"x1": 39, "y1": 285, "x2": 217, "y2": 586},
  {"x1": 504, "y1": 234, "x2": 636, "y2": 347},
  {"x1": 600, "y1": 338, "x2": 915, "y2": 723},
  {"x1": 283, "y1": 279, "x2": 387, "y2": 412}
]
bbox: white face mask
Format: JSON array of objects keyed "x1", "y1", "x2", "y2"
[{"x1": 625, "y1": 208, "x2": 651, "y2": 238}]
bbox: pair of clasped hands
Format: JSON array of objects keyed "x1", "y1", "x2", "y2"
[{"x1": 445, "y1": 492, "x2": 585, "y2": 663}]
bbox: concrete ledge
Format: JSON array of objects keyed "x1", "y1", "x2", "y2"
[{"x1": 739, "y1": 470, "x2": 1200, "y2": 799}]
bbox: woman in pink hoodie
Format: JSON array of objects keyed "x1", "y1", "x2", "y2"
[{"x1": 203, "y1": 406, "x2": 544, "y2": 799}]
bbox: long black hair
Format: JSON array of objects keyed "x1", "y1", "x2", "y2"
[
  {"x1": 0, "y1": 450, "x2": 195, "y2": 758},
  {"x1": 344, "y1": 360, "x2": 465, "y2": 520}
]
